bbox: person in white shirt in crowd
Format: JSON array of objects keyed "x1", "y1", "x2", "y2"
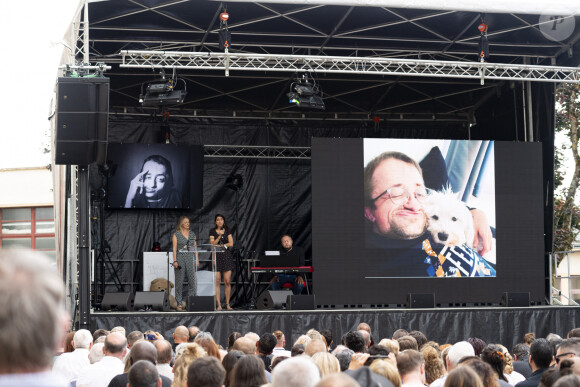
[
  {"x1": 273, "y1": 330, "x2": 292, "y2": 358},
  {"x1": 153, "y1": 340, "x2": 174, "y2": 381},
  {"x1": 76, "y1": 332, "x2": 127, "y2": 387},
  {"x1": 52, "y1": 329, "x2": 93, "y2": 384},
  {"x1": 431, "y1": 341, "x2": 475, "y2": 387}
]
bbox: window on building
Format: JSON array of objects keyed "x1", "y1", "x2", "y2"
[{"x1": 0, "y1": 207, "x2": 55, "y2": 262}]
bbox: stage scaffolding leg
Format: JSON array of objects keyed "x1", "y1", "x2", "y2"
[{"x1": 78, "y1": 166, "x2": 91, "y2": 329}]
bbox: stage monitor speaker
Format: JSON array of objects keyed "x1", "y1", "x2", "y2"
[
  {"x1": 54, "y1": 77, "x2": 109, "y2": 165},
  {"x1": 408, "y1": 293, "x2": 435, "y2": 308},
  {"x1": 134, "y1": 291, "x2": 169, "y2": 312},
  {"x1": 101, "y1": 292, "x2": 134, "y2": 311},
  {"x1": 256, "y1": 289, "x2": 293, "y2": 310},
  {"x1": 286, "y1": 294, "x2": 315, "y2": 310},
  {"x1": 188, "y1": 296, "x2": 214, "y2": 311},
  {"x1": 502, "y1": 292, "x2": 530, "y2": 307}
]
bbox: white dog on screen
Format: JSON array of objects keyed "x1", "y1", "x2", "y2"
[{"x1": 422, "y1": 188, "x2": 475, "y2": 248}]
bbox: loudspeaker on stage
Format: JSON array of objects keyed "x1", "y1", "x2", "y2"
[
  {"x1": 187, "y1": 296, "x2": 214, "y2": 311},
  {"x1": 101, "y1": 292, "x2": 134, "y2": 311},
  {"x1": 134, "y1": 291, "x2": 169, "y2": 312},
  {"x1": 286, "y1": 294, "x2": 315, "y2": 310},
  {"x1": 54, "y1": 77, "x2": 109, "y2": 165},
  {"x1": 256, "y1": 289, "x2": 293, "y2": 310},
  {"x1": 501, "y1": 292, "x2": 530, "y2": 307},
  {"x1": 408, "y1": 293, "x2": 435, "y2": 308}
]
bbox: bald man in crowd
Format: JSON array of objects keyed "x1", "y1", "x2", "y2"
[
  {"x1": 233, "y1": 337, "x2": 256, "y2": 355},
  {"x1": 108, "y1": 340, "x2": 171, "y2": 387},
  {"x1": 172, "y1": 325, "x2": 189, "y2": 351},
  {"x1": 77, "y1": 332, "x2": 127, "y2": 387}
]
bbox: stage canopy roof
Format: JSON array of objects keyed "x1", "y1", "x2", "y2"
[{"x1": 77, "y1": 0, "x2": 580, "y2": 123}]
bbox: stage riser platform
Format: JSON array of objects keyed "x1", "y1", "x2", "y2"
[{"x1": 90, "y1": 306, "x2": 579, "y2": 350}]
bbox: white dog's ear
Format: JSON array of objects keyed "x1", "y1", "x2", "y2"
[
  {"x1": 465, "y1": 208, "x2": 475, "y2": 248},
  {"x1": 364, "y1": 207, "x2": 376, "y2": 222}
]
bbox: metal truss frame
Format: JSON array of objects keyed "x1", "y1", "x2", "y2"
[
  {"x1": 204, "y1": 144, "x2": 310, "y2": 159},
  {"x1": 120, "y1": 50, "x2": 580, "y2": 84}
]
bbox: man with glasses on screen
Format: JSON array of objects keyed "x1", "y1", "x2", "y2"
[
  {"x1": 364, "y1": 152, "x2": 428, "y2": 241},
  {"x1": 363, "y1": 151, "x2": 494, "y2": 277},
  {"x1": 363, "y1": 151, "x2": 431, "y2": 277}
]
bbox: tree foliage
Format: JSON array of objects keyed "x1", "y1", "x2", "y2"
[{"x1": 553, "y1": 82, "x2": 580, "y2": 252}]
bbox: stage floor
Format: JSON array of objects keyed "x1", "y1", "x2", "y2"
[{"x1": 90, "y1": 305, "x2": 579, "y2": 350}]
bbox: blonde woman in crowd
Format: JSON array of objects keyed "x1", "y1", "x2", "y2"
[
  {"x1": 311, "y1": 352, "x2": 340, "y2": 376},
  {"x1": 172, "y1": 343, "x2": 207, "y2": 387},
  {"x1": 370, "y1": 359, "x2": 401, "y2": 387},
  {"x1": 421, "y1": 344, "x2": 446, "y2": 384}
]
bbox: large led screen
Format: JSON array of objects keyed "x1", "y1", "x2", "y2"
[
  {"x1": 312, "y1": 138, "x2": 545, "y2": 306},
  {"x1": 106, "y1": 143, "x2": 203, "y2": 210}
]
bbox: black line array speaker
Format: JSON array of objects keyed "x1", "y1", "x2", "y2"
[
  {"x1": 286, "y1": 294, "x2": 315, "y2": 310},
  {"x1": 408, "y1": 293, "x2": 435, "y2": 308},
  {"x1": 502, "y1": 292, "x2": 530, "y2": 307},
  {"x1": 188, "y1": 296, "x2": 214, "y2": 311},
  {"x1": 101, "y1": 292, "x2": 134, "y2": 311},
  {"x1": 256, "y1": 289, "x2": 293, "y2": 310},
  {"x1": 134, "y1": 291, "x2": 169, "y2": 311},
  {"x1": 54, "y1": 77, "x2": 109, "y2": 165}
]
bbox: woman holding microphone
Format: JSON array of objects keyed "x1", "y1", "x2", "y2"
[{"x1": 209, "y1": 214, "x2": 235, "y2": 310}]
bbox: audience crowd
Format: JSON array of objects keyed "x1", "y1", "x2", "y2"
[
  {"x1": 40, "y1": 319, "x2": 580, "y2": 387},
  {"x1": 2, "y1": 248, "x2": 580, "y2": 387}
]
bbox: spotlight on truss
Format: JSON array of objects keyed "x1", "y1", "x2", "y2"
[
  {"x1": 139, "y1": 70, "x2": 187, "y2": 107},
  {"x1": 287, "y1": 73, "x2": 325, "y2": 110}
]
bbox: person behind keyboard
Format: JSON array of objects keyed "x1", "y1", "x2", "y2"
[{"x1": 270, "y1": 235, "x2": 306, "y2": 295}]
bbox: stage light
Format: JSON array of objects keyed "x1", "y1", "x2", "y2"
[
  {"x1": 139, "y1": 70, "x2": 187, "y2": 107},
  {"x1": 287, "y1": 93, "x2": 325, "y2": 110},
  {"x1": 139, "y1": 89, "x2": 186, "y2": 107},
  {"x1": 287, "y1": 73, "x2": 325, "y2": 110}
]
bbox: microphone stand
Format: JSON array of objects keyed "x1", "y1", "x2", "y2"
[{"x1": 166, "y1": 251, "x2": 171, "y2": 305}]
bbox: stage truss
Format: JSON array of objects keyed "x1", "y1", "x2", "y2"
[
  {"x1": 204, "y1": 145, "x2": 310, "y2": 159},
  {"x1": 120, "y1": 50, "x2": 580, "y2": 84}
]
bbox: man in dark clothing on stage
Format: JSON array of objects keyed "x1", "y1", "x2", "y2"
[
  {"x1": 515, "y1": 339, "x2": 553, "y2": 387},
  {"x1": 270, "y1": 235, "x2": 306, "y2": 295}
]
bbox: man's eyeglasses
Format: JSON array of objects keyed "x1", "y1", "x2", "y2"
[
  {"x1": 372, "y1": 186, "x2": 430, "y2": 206},
  {"x1": 555, "y1": 352, "x2": 577, "y2": 364}
]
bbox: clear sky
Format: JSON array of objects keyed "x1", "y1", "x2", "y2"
[{"x1": 0, "y1": 1, "x2": 79, "y2": 169}]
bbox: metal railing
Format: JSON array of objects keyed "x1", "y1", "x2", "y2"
[{"x1": 550, "y1": 251, "x2": 580, "y2": 306}]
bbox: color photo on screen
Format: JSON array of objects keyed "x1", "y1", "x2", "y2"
[
  {"x1": 312, "y1": 138, "x2": 545, "y2": 306},
  {"x1": 106, "y1": 143, "x2": 203, "y2": 209},
  {"x1": 363, "y1": 139, "x2": 496, "y2": 278}
]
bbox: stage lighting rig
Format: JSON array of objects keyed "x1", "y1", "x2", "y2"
[
  {"x1": 287, "y1": 73, "x2": 325, "y2": 110},
  {"x1": 139, "y1": 70, "x2": 187, "y2": 107}
]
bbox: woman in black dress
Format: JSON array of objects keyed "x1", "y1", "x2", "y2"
[{"x1": 209, "y1": 214, "x2": 235, "y2": 310}]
